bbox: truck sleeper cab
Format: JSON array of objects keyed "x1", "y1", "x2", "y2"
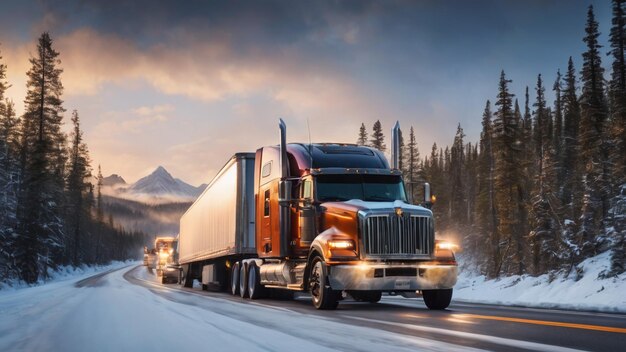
[{"x1": 179, "y1": 120, "x2": 457, "y2": 310}]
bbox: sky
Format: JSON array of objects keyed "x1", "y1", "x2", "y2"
[{"x1": 0, "y1": 0, "x2": 614, "y2": 185}]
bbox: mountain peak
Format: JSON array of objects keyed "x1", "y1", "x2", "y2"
[
  {"x1": 127, "y1": 166, "x2": 204, "y2": 200},
  {"x1": 102, "y1": 174, "x2": 126, "y2": 187},
  {"x1": 152, "y1": 165, "x2": 171, "y2": 176}
]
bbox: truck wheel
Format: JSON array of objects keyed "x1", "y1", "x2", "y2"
[
  {"x1": 248, "y1": 263, "x2": 265, "y2": 299},
  {"x1": 239, "y1": 262, "x2": 248, "y2": 298},
  {"x1": 231, "y1": 262, "x2": 240, "y2": 296},
  {"x1": 422, "y1": 289, "x2": 453, "y2": 310},
  {"x1": 309, "y1": 257, "x2": 339, "y2": 310}
]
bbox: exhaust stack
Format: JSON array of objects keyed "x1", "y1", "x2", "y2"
[
  {"x1": 391, "y1": 121, "x2": 400, "y2": 169},
  {"x1": 279, "y1": 118, "x2": 289, "y2": 179},
  {"x1": 278, "y1": 118, "x2": 291, "y2": 257}
]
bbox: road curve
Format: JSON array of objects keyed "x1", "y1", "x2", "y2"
[{"x1": 124, "y1": 265, "x2": 626, "y2": 352}]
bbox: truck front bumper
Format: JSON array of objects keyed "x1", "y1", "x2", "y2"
[{"x1": 328, "y1": 263, "x2": 457, "y2": 291}]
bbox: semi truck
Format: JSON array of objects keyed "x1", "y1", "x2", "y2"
[
  {"x1": 154, "y1": 236, "x2": 178, "y2": 281},
  {"x1": 179, "y1": 119, "x2": 457, "y2": 310}
]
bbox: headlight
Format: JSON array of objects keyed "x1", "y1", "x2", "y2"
[
  {"x1": 328, "y1": 240, "x2": 355, "y2": 250},
  {"x1": 435, "y1": 241, "x2": 458, "y2": 251}
]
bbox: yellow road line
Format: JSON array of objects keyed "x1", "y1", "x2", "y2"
[{"x1": 453, "y1": 314, "x2": 626, "y2": 334}]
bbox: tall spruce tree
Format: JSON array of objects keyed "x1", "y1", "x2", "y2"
[
  {"x1": 370, "y1": 120, "x2": 386, "y2": 151},
  {"x1": 357, "y1": 123, "x2": 368, "y2": 146},
  {"x1": 405, "y1": 127, "x2": 420, "y2": 202},
  {"x1": 450, "y1": 124, "x2": 466, "y2": 227},
  {"x1": 578, "y1": 6, "x2": 610, "y2": 259},
  {"x1": 491, "y1": 71, "x2": 523, "y2": 277},
  {"x1": 531, "y1": 79, "x2": 564, "y2": 273},
  {"x1": 553, "y1": 70, "x2": 564, "y2": 192},
  {"x1": 608, "y1": 0, "x2": 626, "y2": 274},
  {"x1": 66, "y1": 110, "x2": 91, "y2": 266},
  {"x1": 15, "y1": 32, "x2": 67, "y2": 283},
  {"x1": 562, "y1": 58, "x2": 582, "y2": 222},
  {"x1": 475, "y1": 101, "x2": 497, "y2": 270}
]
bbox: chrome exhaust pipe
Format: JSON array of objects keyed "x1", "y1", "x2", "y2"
[
  {"x1": 278, "y1": 118, "x2": 291, "y2": 257},
  {"x1": 391, "y1": 121, "x2": 400, "y2": 169}
]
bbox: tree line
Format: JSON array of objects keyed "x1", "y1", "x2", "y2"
[
  {"x1": 358, "y1": 2, "x2": 625, "y2": 278},
  {"x1": 0, "y1": 33, "x2": 149, "y2": 284}
]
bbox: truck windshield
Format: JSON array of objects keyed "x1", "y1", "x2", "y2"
[{"x1": 315, "y1": 174, "x2": 407, "y2": 202}]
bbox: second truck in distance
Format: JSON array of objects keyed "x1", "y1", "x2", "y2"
[{"x1": 178, "y1": 120, "x2": 457, "y2": 309}]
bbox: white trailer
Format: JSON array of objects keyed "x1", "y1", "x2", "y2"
[{"x1": 179, "y1": 153, "x2": 256, "y2": 288}]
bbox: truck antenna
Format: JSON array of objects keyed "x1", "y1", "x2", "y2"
[{"x1": 307, "y1": 117, "x2": 313, "y2": 168}]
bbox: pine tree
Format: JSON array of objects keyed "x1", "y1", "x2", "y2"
[
  {"x1": 0, "y1": 47, "x2": 15, "y2": 280},
  {"x1": 66, "y1": 110, "x2": 91, "y2": 266},
  {"x1": 405, "y1": 127, "x2": 420, "y2": 202},
  {"x1": 562, "y1": 58, "x2": 582, "y2": 223},
  {"x1": 475, "y1": 101, "x2": 497, "y2": 271},
  {"x1": 370, "y1": 120, "x2": 386, "y2": 151},
  {"x1": 450, "y1": 124, "x2": 466, "y2": 227},
  {"x1": 608, "y1": 0, "x2": 626, "y2": 274},
  {"x1": 578, "y1": 6, "x2": 610, "y2": 259},
  {"x1": 491, "y1": 70, "x2": 523, "y2": 277},
  {"x1": 553, "y1": 70, "x2": 564, "y2": 191},
  {"x1": 357, "y1": 123, "x2": 368, "y2": 146},
  {"x1": 15, "y1": 32, "x2": 67, "y2": 283}
]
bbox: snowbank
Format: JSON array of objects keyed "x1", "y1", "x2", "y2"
[
  {"x1": 0, "y1": 260, "x2": 136, "y2": 291},
  {"x1": 454, "y1": 251, "x2": 626, "y2": 312}
]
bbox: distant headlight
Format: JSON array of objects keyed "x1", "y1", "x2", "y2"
[{"x1": 328, "y1": 240, "x2": 355, "y2": 250}]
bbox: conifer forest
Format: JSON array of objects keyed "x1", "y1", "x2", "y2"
[
  {"x1": 0, "y1": 33, "x2": 148, "y2": 284},
  {"x1": 358, "y1": 3, "x2": 625, "y2": 279}
]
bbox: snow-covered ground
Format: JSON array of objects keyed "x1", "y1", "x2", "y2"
[
  {"x1": 0, "y1": 260, "x2": 136, "y2": 291},
  {"x1": 0, "y1": 264, "x2": 482, "y2": 352},
  {"x1": 454, "y1": 251, "x2": 626, "y2": 313}
]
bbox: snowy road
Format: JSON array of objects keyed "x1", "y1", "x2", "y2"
[{"x1": 1, "y1": 265, "x2": 625, "y2": 352}]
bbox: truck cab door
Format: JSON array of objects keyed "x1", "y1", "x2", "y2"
[
  {"x1": 298, "y1": 177, "x2": 317, "y2": 246},
  {"x1": 258, "y1": 180, "x2": 281, "y2": 257}
]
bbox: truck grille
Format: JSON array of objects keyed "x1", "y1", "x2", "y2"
[{"x1": 361, "y1": 213, "x2": 433, "y2": 258}]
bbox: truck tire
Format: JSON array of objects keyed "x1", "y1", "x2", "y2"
[
  {"x1": 239, "y1": 262, "x2": 248, "y2": 298},
  {"x1": 231, "y1": 262, "x2": 240, "y2": 296},
  {"x1": 422, "y1": 289, "x2": 453, "y2": 310},
  {"x1": 247, "y1": 262, "x2": 265, "y2": 299},
  {"x1": 309, "y1": 256, "x2": 340, "y2": 310}
]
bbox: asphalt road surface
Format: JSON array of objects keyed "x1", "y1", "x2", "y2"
[{"x1": 123, "y1": 265, "x2": 626, "y2": 352}]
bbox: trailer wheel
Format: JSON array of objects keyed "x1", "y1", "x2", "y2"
[
  {"x1": 309, "y1": 256, "x2": 339, "y2": 310},
  {"x1": 231, "y1": 262, "x2": 241, "y2": 295},
  {"x1": 248, "y1": 262, "x2": 265, "y2": 299},
  {"x1": 422, "y1": 289, "x2": 453, "y2": 310},
  {"x1": 239, "y1": 262, "x2": 248, "y2": 298}
]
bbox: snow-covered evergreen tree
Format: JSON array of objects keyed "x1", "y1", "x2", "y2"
[
  {"x1": 578, "y1": 6, "x2": 610, "y2": 260},
  {"x1": 15, "y1": 32, "x2": 67, "y2": 283}
]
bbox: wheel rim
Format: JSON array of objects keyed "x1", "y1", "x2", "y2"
[
  {"x1": 310, "y1": 261, "x2": 322, "y2": 304},
  {"x1": 239, "y1": 265, "x2": 246, "y2": 296},
  {"x1": 248, "y1": 266, "x2": 256, "y2": 297},
  {"x1": 231, "y1": 264, "x2": 239, "y2": 295}
]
